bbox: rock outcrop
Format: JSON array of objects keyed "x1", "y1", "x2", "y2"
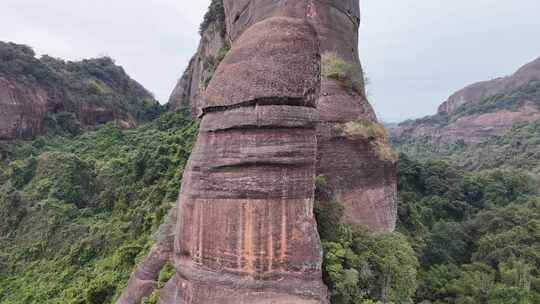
[
  {"x1": 438, "y1": 57, "x2": 540, "y2": 115},
  {"x1": 0, "y1": 76, "x2": 59, "y2": 139},
  {"x1": 120, "y1": 1, "x2": 398, "y2": 303},
  {"x1": 160, "y1": 4, "x2": 327, "y2": 302},
  {"x1": 0, "y1": 42, "x2": 158, "y2": 139},
  {"x1": 309, "y1": 0, "x2": 397, "y2": 231},
  {"x1": 168, "y1": 0, "x2": 397, "y2": 232},
  {"x1": 392, "y1": 56, "x2": 540, "y2": 145}
]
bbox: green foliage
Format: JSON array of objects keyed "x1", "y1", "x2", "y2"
[
  {"x1": 0, "y1": 110, "x2": 198, "y2": 303},
  {"x1": 397, "y1": 155, "x2": 540, "y2": 303},
  {"x1": 199, "y1": 0, "x2": 225, "y2": 35},
  {"x1": 343, "y1": 120, "x2": 398, "y2": 162},
  {"x1": 30, "y1": 152, "x2": 98, "y2": 208},
  {"x1": 394, "y1": 118, "x2": 540, "y2": 174},
  {"x1": 0, "y1": 185, "x2": 26, "y2": 236},
  {"x1": 315, "y1": 200, "x2": 419, "y2": 304},
  {"x1": 321, "y1": 52, "x2": 364, "y2": 94}
]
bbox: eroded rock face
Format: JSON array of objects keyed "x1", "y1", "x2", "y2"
[
  {"x1": 159, "y1": 8, "x2": 327, "y2": 302},
  {"x1": 121, "y1": 1, "x2": 398, "y2": 303},
  {"x1": 0, "y1": 76, "x2": 138, "y2": 140},
  {"x1": 168, "y1": 0, "x2": 397, "y2": 232},
  {"x1": 0, "y1": 77, "x2": 59, "y2": 139}
]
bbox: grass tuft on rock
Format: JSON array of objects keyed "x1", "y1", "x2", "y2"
[
  {"x1": 342, "y1": 120, "x2": 399, "y2": 162},
  {"x1": 321, "y1": 52, "x2": 364, "y2": 94}
]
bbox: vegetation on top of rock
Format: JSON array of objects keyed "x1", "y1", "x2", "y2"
[
  {"x1": 321, "y1": 52, "x2": 364, "y2": 94},
  {"x1": 0, "y1": 41, "x2": 162, "y2": 135},
  {"x1": 342, "y1": 120, "x2": 399, "y2": 162},
  {"x1": 199, "y1": 0, "x2": 225, "y2": 35},
  {"x1": 451, "y1": 80, "x2": 540, "y2": 119},
  {"x1": 394, "y1": 118, "x2": 540, "y2": 174}
]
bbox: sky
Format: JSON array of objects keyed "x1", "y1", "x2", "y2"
[{"x1": 1, "y1": 1, "x2": 540, "y2": 122}]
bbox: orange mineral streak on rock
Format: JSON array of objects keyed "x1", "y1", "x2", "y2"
[
  {"x1": 122, "y1": 1, "x2": 398, "y2": 303},
  {"x1": 158, "y1": 3, "x2": 328, "y2": 302}
]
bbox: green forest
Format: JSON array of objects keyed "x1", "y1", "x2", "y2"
[
  {"x1": 1, "y1": 106, "x2": 538, "y2": 303},
  {"x1": 0, "y1": 111, "x2": 198, "y2": 303},
  {"x1": 0, "y1": 41, "x2": 161, "y2": 133}
]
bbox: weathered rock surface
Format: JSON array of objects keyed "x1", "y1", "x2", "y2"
[
  {"x1": 438, "y1": 57, "x2": 540, "y2": 115},
  {"x1": 0, "y1": 75, "x2": 138, "y2": 139},
  {"x1": 159, "y1": 6, "x2": 327, "y2": 302},
  {"x1": 393, "y1": 103, "x2": 540, "y2": 144},
  {"x1": 0, "y1": 76, "x2": 58, "y2": 139},
  {"x1": 122, "y1": 1, "x2": 398, "y2": 303},
  {"x1": 309, "y1": 0, "x2": 397, "y2": 232},
  {"x1": 168, "y1": 0, "x2": 397, "y2": 232}
]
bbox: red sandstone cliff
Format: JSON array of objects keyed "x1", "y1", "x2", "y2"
[
  {"x1": 120, "y1": 1, "x2": 398, "y2": 303},
  {"x1": 0, "y1": 76, "x2": 59, "y2": 139},
  {"x1": 0, "y1": 75, "x2": 139, "y2": 140},
  {"x1": 168, "y1": 0, "x2": 397, "y2": 233}
]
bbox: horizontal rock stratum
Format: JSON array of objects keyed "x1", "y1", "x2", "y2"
[{"x1": 120, "y1": 1, "x2": 398, "y2": 303}]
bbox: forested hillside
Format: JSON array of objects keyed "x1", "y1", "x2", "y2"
[
  {"x1": 1, "y1": 111, "x2": 538, "y2": 303},
  {"x1": 394, "y1": 118, "x2": 540, "y2": 174},
  {"x1": 0, "y1": 42, "x2": 161, "y2": 139},
  {"x1": 0, "y1": 111, "x2": 197, "y2": 303}
]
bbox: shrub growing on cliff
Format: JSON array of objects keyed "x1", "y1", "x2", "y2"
[
  {"x1": 322, "y1": 52, "x2": 364, "y2": 94},
  {"x1": 342, "y1": 120, "x2": 399, "y2": 162},
  {"x1": 315, "y1": 200, "x2": 419, "y2": 304}
]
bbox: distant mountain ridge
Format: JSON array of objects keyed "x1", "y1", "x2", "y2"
[
  {"x1": 0, "y1": 41, "x2": 161, "y2": 140},
  {"x1": 439, "y1": 56, "x2": 540, "y2": 115},
  {"x1": 391, "y1": 56, "x2": 540, "y2": 145},
  {"x1": 439, "y1": 57, "x2": 540, "y2": 115}
]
